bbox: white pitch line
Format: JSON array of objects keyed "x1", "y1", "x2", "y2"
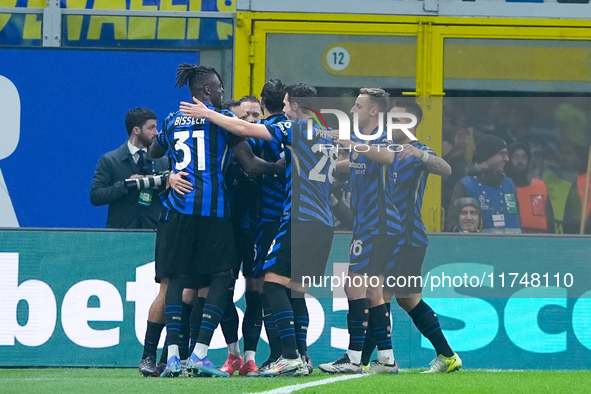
[{"x1": 251, "y1": 374, "x2": 368, "y2": 394}]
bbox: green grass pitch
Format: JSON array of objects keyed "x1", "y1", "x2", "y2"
[{"x1": 1, "y1": 368, "x2": 589, "y2": 393}]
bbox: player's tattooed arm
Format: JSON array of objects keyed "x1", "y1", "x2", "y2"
[
  {"x1": 398, "y1": 144, "x2": 452, "y2": 176},
  {"x1": 423, "y1": 154, "x2": 452, "y2": 177}
]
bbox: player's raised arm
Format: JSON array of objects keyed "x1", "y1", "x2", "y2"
[
  {"x1": 180, "y1": 97, "x2": 272, "y2": 141},
  {"x1": 398, "y1": 143, "x2": 452, "y2": 177}
]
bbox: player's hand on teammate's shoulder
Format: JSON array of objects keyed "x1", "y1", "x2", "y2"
[
  {"x1": 180, "y1": 97, "x2": 209, "y2": 118},
  {"x1": 335, "y1": 138, "x2": 355, "y2": 150},
  {"x1": 168, "y1": 171, "x2": 193, "y2": 196},
  {"x1": 330, "y1": 130, "x2": 341, "y2": 140}
]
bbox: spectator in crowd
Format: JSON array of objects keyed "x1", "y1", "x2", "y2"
[
  {"x1": 90, "y1": 107, "x2": 168, "y2": 229},
  {"x1": 508, "y1": 103, "x2": 556, "y2": 179},
  {"x1": 446, "y1": 134, "x2": 521, "y2": 233},
  {"x1": 506, "y1": 142, "x2": 554, "y2": 233},
  {"x1": 453, "y1": 197, "x2": 482, "y2": 233},
  {"x1": 478, "y1": 98, "x2": 513, "y2": 144},
  {"x1": 541, "y1": 143, "x2": 580, "y2": 234},
  {"x1": 506, "y1": 104, "x2": 535, "y2": 143},
  {"x1": 442, "y1": 126, "x2": 476, "y2": 210},
  {"x1": 442, "y1": 98, "x2": 468, "y2": 132},
  {"x1": 554, "y1": 102, "x2": 587, "y2": 150},
  {"x1": 564, "y1": 161, "x2": 591, "y2": 234}
]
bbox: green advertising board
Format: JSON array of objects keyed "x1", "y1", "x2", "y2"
[{"x1": 0, "y1": 230, "x2": 590, "y2": 369}]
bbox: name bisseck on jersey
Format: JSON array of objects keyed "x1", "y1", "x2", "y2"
[{"x1": 174, "y1": 116, "x2": 206, "y2": 126}]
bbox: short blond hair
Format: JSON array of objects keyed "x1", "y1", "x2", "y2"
[{"x1": 359, "y1": 88, "x2": 390, "y2": 112}]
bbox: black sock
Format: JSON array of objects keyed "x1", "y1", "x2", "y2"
[
  {"x1": 164, "y1": 276, "x2": 184, "y2": 348},
  {"x1": 178, "y1": 302, "x2": 193, "y2": 360},
  {"x1": 290, "y1": 291, "x2": 309, "y2": 357},
  {"x1": 243, "y1": 290, "x2": 263, "y2": 352},
  {"x1": 347, "y1": 298, "x2": 369, "y2": 352},
  {"x1": 361, "y1": 321, "x2": 376, "y2": 366},
  {"x1": 361, "y1": 302, "x2": 389, "y2": 365},
  {"x1": 262, "y1": 281, "x2": 298, "y2": 359},
  {"x1": 142, "y1": 321, "x2": 165, "y2": 359},
  {"x1": 220, "y1": 286, "x2": 239, "y2": 345},
  {"x1": 189, "y1": 297, "x2": 205, "y2": 355},
  {"x1": 369, "y1": 304, "x2": 392, "y2": 351},
  {"x1": 261, "y1": 293, "x2": 282, "y2": 361},
  {"x1": 196, "y1": 270, "x2": 234, "y2": 346},
  {"x1": 408, "y1": 300, "x2": 453, "y2": 357},
  {"x1": 159, "y1": 341, "x2": 168, "y2": 364}
]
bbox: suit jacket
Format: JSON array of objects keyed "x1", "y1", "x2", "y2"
[{"x1": 90, "y1": 142, "x2": 169, "y2": 229}]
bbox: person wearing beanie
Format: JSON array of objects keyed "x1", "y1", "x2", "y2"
[
  {"x1": 453, "y1": 197, "x2": 482, "y2": 233},
  {"x1": 446, "y1": 134, "x2": 522, "y2": 233},
  {"x1": 471, "y1": 134, "x2": 508, "y2": 165},
  {"x1": 506, "y1": 142, "x2": 554, "y2": 233}
]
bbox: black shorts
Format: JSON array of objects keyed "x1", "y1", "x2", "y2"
[
  {"x1": 263, "y1": 220, "x2": 334, "y2": 283},
  {"x1": 385, "y1": 245, "x2": 426, "y2": 294},
  {"x1": 156, "y1": 210, "x2": 236, "y2": 287},
  {"x1": 253, "y1": 221, "x2": 281, "y2": 278},
  {"x1": 349, "y1": 234, "x2": 399, "y2": 277}
]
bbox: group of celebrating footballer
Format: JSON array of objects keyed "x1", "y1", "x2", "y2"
[{"x1": 137, "y1": 63, "x2": 462, "y2": 378}]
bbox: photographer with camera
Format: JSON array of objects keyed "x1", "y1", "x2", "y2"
[{"x1": 90, "y1": 107, "x2": 169, "y2": 229}]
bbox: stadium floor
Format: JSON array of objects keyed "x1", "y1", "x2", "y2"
[{"x1": 1, "y1": 368, "x2": 589, "y2": 393}]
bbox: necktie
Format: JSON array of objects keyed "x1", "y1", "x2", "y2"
[{"x1": 137, "y1": 150, "x2": 146, "y2": 174}]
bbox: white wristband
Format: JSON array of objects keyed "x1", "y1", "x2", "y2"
[{"x1": 420, "y1": 150, "x2": 430, "y2": 163}]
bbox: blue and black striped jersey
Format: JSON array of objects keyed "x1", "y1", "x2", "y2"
[
  {"x1": 249, "y1": 113, "x2": 287, "y2": 223},
  {"x1": 225, "y1": 156, "x2": 260, "y2": 230},
  {"x1": 266, "y1": 119, "x2": 335, "y2": 227},
  {"x1": 391, "y1": 140, "x2": 433, "y2": 246},
  {"x1": 156, "y1": 102, "x2": 233, "y2": 217},
  {"x1": 349, "y1": 134, "x2": 401, "y2": 237},
  {"x1": 225, "y1": 114, "x2": 287, "y2": 228}
]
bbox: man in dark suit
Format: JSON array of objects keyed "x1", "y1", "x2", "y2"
[{"x1": 90, "y1": 108, "x2": 168, "y2": 229}]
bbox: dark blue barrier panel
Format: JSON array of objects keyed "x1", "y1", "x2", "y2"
[{"x1": 0, "y1": 48, "x2": 199, "y2": 227}]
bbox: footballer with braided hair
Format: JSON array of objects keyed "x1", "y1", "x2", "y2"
[{"x1": 147, "y1": 64, "x2": 282, "y2": 378}]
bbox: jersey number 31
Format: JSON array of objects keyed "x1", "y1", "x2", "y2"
[{"x1": 174, "y1": 130, "x2": 206, "y2": 171}]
